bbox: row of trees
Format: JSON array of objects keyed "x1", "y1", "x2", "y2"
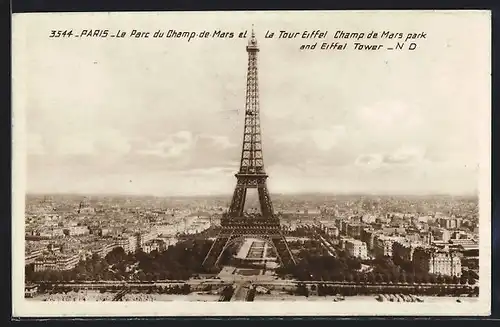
[
  {"x1": 287, "y1": 227, "x2": 314, "y2": 238},
  {"x1": 279, "y1": 236, "x2": 477, "y2": 286},
  {"x1": 134, "y1": 239, "x2": 212, "y2": 279},
  {"x1": 277, "y1": 252, "x2": 475, "y2": 286},
  {"x1": 286, "y1": 239, "x2": 331, "y2": 260},
  {"x1": 26, "y1": 239, "x2": 215, "y2": 283},
  {"x1": 276, "y1": 240, "x2": 362, "y2": 281},
  {"x1": 373, "y1": 256, "x2": 476, "y2": 285}
]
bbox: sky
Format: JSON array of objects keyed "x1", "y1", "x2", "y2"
[{"x1": 14, "y1": 11, "x2": 490, "y2": 196}]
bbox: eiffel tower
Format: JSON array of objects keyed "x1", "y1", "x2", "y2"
[{"x1": 202, "y1": 28, "x2": 296, "y2": 269}]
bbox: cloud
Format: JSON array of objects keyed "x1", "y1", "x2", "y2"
[
  {"x1": 96, "y1": 132, "x2": 241, "y2": 174},
  {"x1": 353, "y1": 146, "x2": 425, "y2": 173},
  {"x1": 94, "y1": 130, "x2": 132, "y2": 155},
  {"x1": 356, "y1": 102, "x2": 421, "y2": 129},
  {"x1": 310, "y1": 126, "x2": 347, "y2": 151},
  {"x1": 200, "y1": 134, "x2": 236, "y2": 149},
  {"x1": 137, "y1": 130, "x2": 194, "y2": 158},
  {"x1": 32, "y1": 128, "x2": 132, "y2": 157},
  {"x1": 382, "y1": 146, "x2": 425, "y2": 165},
  {"x1": 178, "y1": 166, "x2": 236, "y2": 176},
  {"x1": 275, "y1": 125, "x2": 347, "y2": 152},
  {"x1": 55, "y1": 133, "x2": 95, "y2": 156},
  {"x1": 354, "y1": 154, "x2": 384, "y2": 168},
  {"x1": 171, "y1": 131, "x2": 192, "y2": 143}
]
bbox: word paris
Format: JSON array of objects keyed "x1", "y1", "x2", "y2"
[
  {"x1": 53, "y1": 29, "x2": 244, "y2": 41},
  {"x1": 267, "y1": 30, "x2": 427, "y2": 42}
]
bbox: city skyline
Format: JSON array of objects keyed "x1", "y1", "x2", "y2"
[
  {"x1": 25, "y1": 191, "x2": 478, "y2": 198},
  {"x1": 18, "y1": 12, "x2": 489, "y2": 196}
]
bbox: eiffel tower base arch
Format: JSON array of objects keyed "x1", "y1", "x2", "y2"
[{"x1": 202, "y1": 229, "x2": 296, "y2": 269}]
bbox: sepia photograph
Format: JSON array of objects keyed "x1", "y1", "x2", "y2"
[{"x1": 12, "y1": 10, "x2": 491, "y2": 316}]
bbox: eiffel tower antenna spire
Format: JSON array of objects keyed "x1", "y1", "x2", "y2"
[{"x1": 202, "y1": 27, "x2": 296, "y2": 270}]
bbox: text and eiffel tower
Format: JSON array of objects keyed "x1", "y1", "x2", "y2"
[{"x1": 202, "y1": 28, "x2": 296, "y2": 269}]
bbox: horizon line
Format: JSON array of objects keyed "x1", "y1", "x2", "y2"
[{"x1": 25, "y1": 191, "x2": 478, "y2": 198}]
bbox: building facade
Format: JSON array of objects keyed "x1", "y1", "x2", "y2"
[
  {"x1": 374, "y1": 235, "x2": 398, "y2": 257},
  {"x1": 34, "y1": 253, "x2": 80, "y2": 272},
  {"x1": 344, "y1": 238, "x2": 368, "y2": 259},
  {"x1": 413, "y1": 247, "x2": 462, "y2": 277},
  {"x1": 392, "y1": 240, "x2": 420, "y2": 262},
  {"x1": 438, "y1": 217, "x2": 462, "y2": 230},
  {"x1": 142, "y1": 239, "x2": 167, "y2": 254}
]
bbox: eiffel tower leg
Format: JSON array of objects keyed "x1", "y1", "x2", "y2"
[
  {"x1": 229, "y1": 186, "x2": 247, "y2": 217},
  {"x1": 257, "y1": 186, "x2": 274, "y2": 217},
  {"x1": 202, "y1": 234, "x2": 222, "y2": 267},
  {"x1": 214, "y1": 235, "x2": 235, "y2": 267},
  {"x1": 280, "y1": 234, "x2": 296, "y2": 265},
  {"x1": 266, "y1": 237, "x2": 284, "y2": 266},
  {"x1": 271, "y1": 234, "x2": 296, "y2": 267},
  {"x1": 203, "y1": 234, "x2": 231, "y2": 268}
]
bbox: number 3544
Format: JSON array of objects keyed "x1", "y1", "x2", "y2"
[{"x1": 49, "y1": 30, "x2": 73, "y2": 37}]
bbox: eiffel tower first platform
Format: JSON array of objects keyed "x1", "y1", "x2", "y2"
[{"x1": 202, "y1": 29, "x2": 296, "y2": 269}]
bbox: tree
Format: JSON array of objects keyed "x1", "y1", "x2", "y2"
[
  {"x1": 48, "y1": 270, "x2": 63, "y2": 282},
  {"x1": 91, "y1": 253, "x2": 100, "y2": 262},
  {"x1": 25, "y1": 264, "x2": 35, "y2": 282},
  {"x1": 61, "y1": 271, "x2": 72, "y2": 282},
  {"x1": 137, "y1": 271, "x2": 146, "y2": 281},
  {"x1": 296, "y1": 283, "x2": 309, "y2": 297},
  {"x1": 181, "y1": 284, "x2": 191, "y2": 294},
  {"x1": 145, "y1": 272, "x2": 154, "y2": 282}
]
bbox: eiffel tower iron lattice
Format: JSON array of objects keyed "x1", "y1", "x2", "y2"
[{"x1": 202, "y1": 28, "x2": 296, "y2": 269}]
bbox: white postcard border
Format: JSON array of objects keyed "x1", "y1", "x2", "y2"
[{"x1": 11, "y1": 10, "x2": 492, "y2": 317}]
